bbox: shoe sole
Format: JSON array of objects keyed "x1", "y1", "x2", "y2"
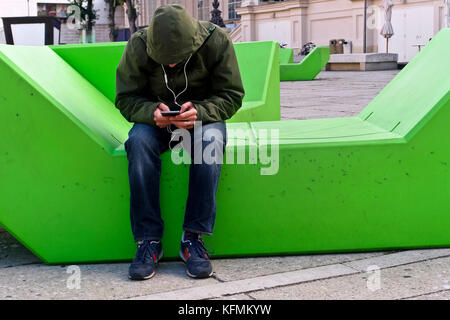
[
  {"x1": 179, "y1": 250, "x2": 214, "y2": 279},
  {"x1": 128, "y1": 250, "x2": 164, "y2": 281},
  {"x1": 128, "y1": 271, "x2": 156, "y2": 281}
]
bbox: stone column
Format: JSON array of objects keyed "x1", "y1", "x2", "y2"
[
  {"x1": 289, "y1": 2, "x2": 307, "y2": 48},
  {"x1": 236, "y1": 3, "x2": 256, "y2": 41}
]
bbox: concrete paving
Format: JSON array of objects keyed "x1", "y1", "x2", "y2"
[
  {"x1": 246, "y1": 256, "x2": 450, "y2": 300},
  {"x1": 133, "y1": 249, "x2": 450, "y2": 300},
  {"x1": 280, "y1": 70, "x2": 398, "y2": 120},
  {"x1": 1, "y1": 70, "x2": 449, "y2": 300}
]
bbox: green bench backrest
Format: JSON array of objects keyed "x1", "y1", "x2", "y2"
[
  {"x1": 50, "y1": 42, "x2": 126, "y2": 103},
  {"x1": 279, "y1": 48, "x2": 294, "y2": 64},
  {"x1": 358, "y1": 28, "x2": 450, "y2": 138},
  {"x1": 50, "y1": 40, "x2": 277, "y2": 107},
  {"x1": 299, "y1": 46, "x2": 329, "y2": 69},
  {"x1": 233, "y1": 41, "x2": 276, "y2": 103},
  {"x1": 0, "y1": 45, "x2": 129, "y2": 152}
]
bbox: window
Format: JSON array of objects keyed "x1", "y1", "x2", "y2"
[{"x1": 228, "y1": 0, "x2": 242, "y2": 20}]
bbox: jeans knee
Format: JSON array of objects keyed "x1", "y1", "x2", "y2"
[
  {"x1": 187, "y1": 122, "x2": 226, "y2": 164},
  {"x1": 202, "y1": 122, "x2": 227, "y2": 142},
  {"x1": 125, "y1": 123, "x2": 161, "y2": 158}
]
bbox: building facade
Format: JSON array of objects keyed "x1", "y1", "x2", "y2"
[
  {"x1": 135, "y1": 0, "x2": 448, "y2": 62},
  {"x1": 234, "y1": 0, "x2": 449, "y2": 62},
  {"x1": 2, "y1": 0, "x2": 448, "y2": 61},
  {"x1": 134, "y1": 0, "x2": 242, "y2": 27}
]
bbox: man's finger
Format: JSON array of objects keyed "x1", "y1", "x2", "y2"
[
  {"x1": 179, "y1": 105, "x2": 190, "y2": 114},
  {"x1": 170, "y1": 121, "x2": 187, "y2": 128},
  {"x1": 174, "y1": 115, "x2": 197, "y2": 122},
  {"x1": 175, "y1": 109, "x2": 196, "y2": 120},
  {"x1": 155, "y1": 119, "x2": 170, "y2": 126},
  {"x1": 171, "y1": 120, "x2": 194, "y2": 129},
  {"x1": 156, "y1": 121, "x2": 171, "y2": 128},
  {"x1": 158, "y1": 117, "x2": 172, "y2": 123},
  {"x1": 158, "y1": 103, "x2": 170, "y2": 111},
  {"x1": 179, "y1": 102, "x2": 193, "y2": 113},
  {"x1": 154, "y1": 109, "x2": 172, "y2": 127}
]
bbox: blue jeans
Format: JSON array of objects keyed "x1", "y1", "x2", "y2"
[{"x1": 124, "y1": 122, "x2": 227, "y2": 242}]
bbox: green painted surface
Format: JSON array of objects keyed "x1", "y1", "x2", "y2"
[
  {"x1": 279, "y1": 48, "x2": 294, "y2": 64},
  {"x1": 50, "y1": 42, "x2": 126, "y2": 103},
  {"x1": 1, "y1": 29, "x2": 450, "y2": 264},
  {"x1": 228, "y1": 41, "x2": 281, "y2": 122},
  {"x1": 280, "y1": 46, "x2": 330, "y2": 81},
  {"x1": 50, "y1": 41, "x2": 281, "y2": 123}
]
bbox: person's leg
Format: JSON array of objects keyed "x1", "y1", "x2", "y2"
[
  {"x1": 183, "y1": 121, "x2": 227, "y2": 235},
  {"x1": 125, "y1": 123, "x2": 173, "y2": 280},
  {"x1": 179, "y1": 121, "x2": 227, "y2": 279},
  {"x1": 124, "y1": 123, "x2": 171, "y2": 242}
]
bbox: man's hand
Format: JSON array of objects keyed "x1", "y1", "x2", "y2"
[
  {"x1": 153, "y1": 103, "x2": 172, "y2": 128},
  {"x1": 171, "y1": 101, "x2": 198, "y2": 130}
]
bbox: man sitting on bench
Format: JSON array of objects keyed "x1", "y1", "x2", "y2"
[{"x1": 115, "y1": 4, "x2": 245, "y2": 280}]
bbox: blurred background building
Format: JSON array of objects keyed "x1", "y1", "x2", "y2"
[
  {"x1": 1, "y1": 0, "x2": 449, "y2": 62},
  {"x1": 232, "y1": 0, "x2": 449, "y2": 63}
]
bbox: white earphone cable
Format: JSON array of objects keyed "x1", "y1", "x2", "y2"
[
  {"x1": 161, "y1": 53, "x2": 192, "y2": 108},
  {"x1": 160, "y1": 54, "x2": 193, "y2": 140}
]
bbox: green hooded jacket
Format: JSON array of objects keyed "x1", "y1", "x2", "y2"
[{"x1": 115, "y1": 4, "x2": 245, "y2": 126}]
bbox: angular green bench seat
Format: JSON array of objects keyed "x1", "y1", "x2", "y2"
[
  {"x1": 279, "y1": 48, "x2": 294, "y2": 64},
  {"x1": 0, "y1": 29, "x2": 449, "y2": 264},
  {"x1": 251, "y1": 117, "x2": 401, "y2": 146},
  {"x1": 280, "y1": 46, "x2": 330, "y2": 81},
  {"x1": 0, "y1": 40, "x2": 278, "y2": 263},
  {"x1": 50, "y1": 40, "x2": 281, "y2": 123}
]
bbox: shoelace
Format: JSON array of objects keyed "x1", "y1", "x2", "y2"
[
  {"x1": 187, "y1": 237, "x2": 214, "y2": 259},
  {"x1": 136, "y1": 241, "x2": 158, "y2": 264}
]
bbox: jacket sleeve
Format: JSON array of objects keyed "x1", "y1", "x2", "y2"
[
  {"x1": 115, "y1": 33, "x2": 160, "y2": 126},
  {"x1": 191, "y1": 32, "x2": 245, "y2": 123}
]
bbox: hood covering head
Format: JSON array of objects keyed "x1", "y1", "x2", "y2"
[{"x1": 147, "y1": 4, "x2": 210, "y2": 65}]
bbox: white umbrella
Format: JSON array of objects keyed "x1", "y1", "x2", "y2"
[{"x1": 380, "y1": 0, "x2": 394, "y2": 53}]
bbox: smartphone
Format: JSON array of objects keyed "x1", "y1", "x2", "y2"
[{"x1": 161, "y1": 110, "x2": 181, "y2": 117}]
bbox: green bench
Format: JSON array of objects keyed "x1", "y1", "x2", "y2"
[
  {"x1": 0, "y1": 28, "x2": 449, "y2": 263},
  {"x1": 280, "y1": 46, "x2": 330, "y2": 81},
  {"x1": 50, "y1": 41, "x2": 281, "y2": 123},
  {"x1": 0, "y1": 40, "x2": 279, "y2": 263},
  {"x1": 279, "y1": 48, "x2": 294, "y2": 64}
]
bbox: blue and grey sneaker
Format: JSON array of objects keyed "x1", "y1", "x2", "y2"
[
  {"x1": 128, "y1": 240, "x2": 163, "y2": 280},
  {"x1": 180, "y1": 232, "x2": 213, "y2": 279}
]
